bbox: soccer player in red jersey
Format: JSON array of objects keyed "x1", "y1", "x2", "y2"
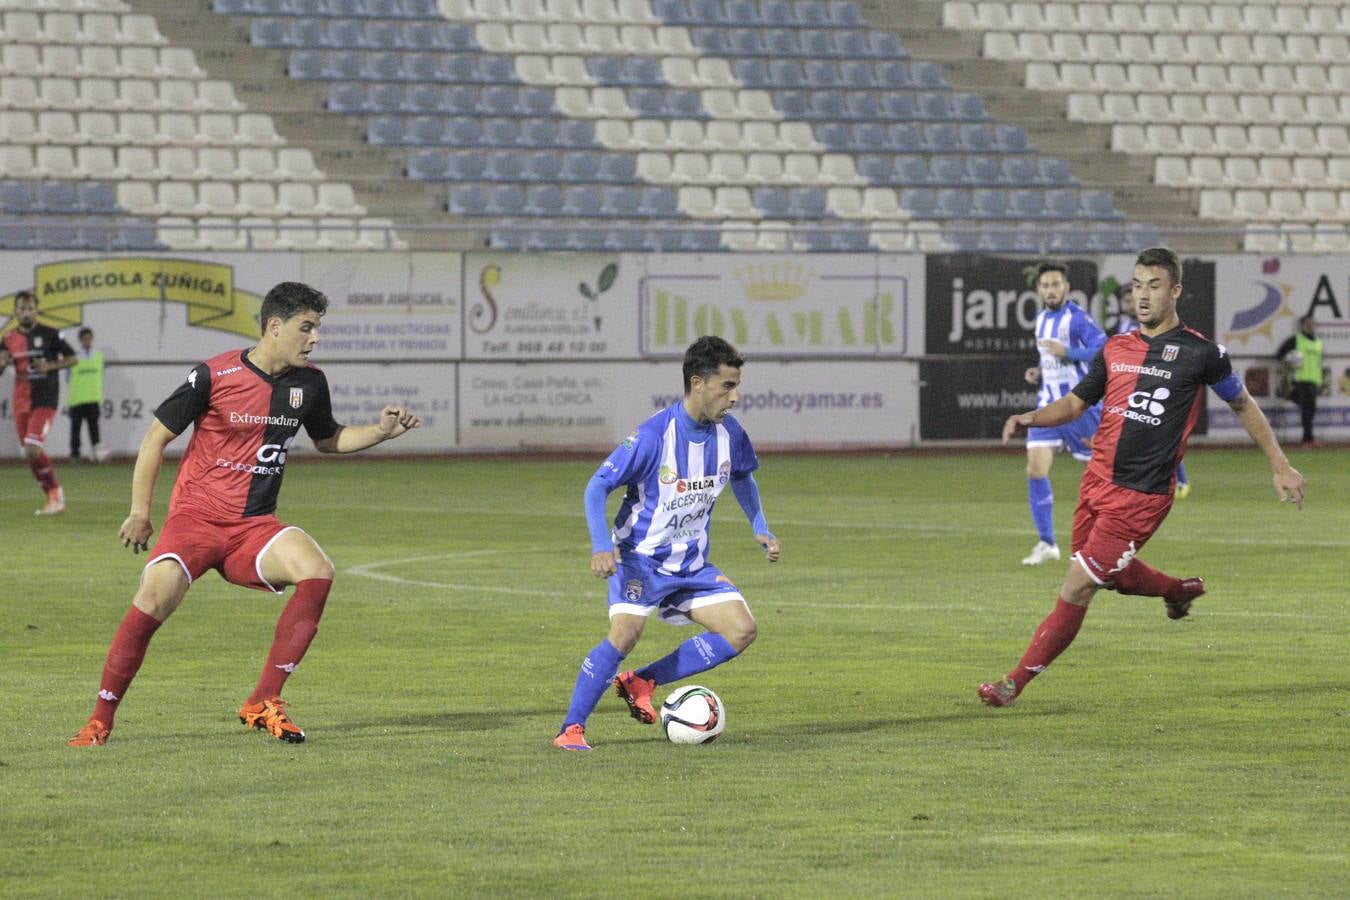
[
  {"x1": 979, "y1": 248, "x2": 1306, "y2": 707},
  {"x1": 1, "y1": 290, "x2": 77, "y2": 514},
  {"x1": 69, "y1": 282, "x2": 421, "y2": 746}
]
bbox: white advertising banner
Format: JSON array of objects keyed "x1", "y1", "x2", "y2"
[
  {"x1": 0, "y1": 251, "x2": 461, "y2": 364},
  {"x1": 638, "y1": 254, "x2": 924, "y2": 358},
  {"x1": 458, "y1": 360, "x2": 919, "y2": 450},
  {"x1": 462, "y1": 252, "x2": 639, "y2": 359}
]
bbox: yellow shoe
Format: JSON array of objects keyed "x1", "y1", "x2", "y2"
[
  {"x1": 552, "y1": 723, "x2": 592, "y2": 751},
  {"x1": 68, "y1": 718, "x2": 110, "y2": 746},
  {"x1": 239, "y1": 697, "x2": 305, "y2": 743},
  {"x1": 1176, "y1": 482, "x2": 1191, "y2": 499}
]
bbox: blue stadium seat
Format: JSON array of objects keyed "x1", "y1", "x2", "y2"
[
  {"x1": 602, "y1": 186, "x2": 642, "y2": 217},
  {"x1": 851, "y1": 123, "x2": 889, "y2": 152},
  {"x1": 900, "y1": 188, "x2": 937, "y2": 217},
  {"x1": 564, "y1": 185, "x2": 604, "y2": 216},
  {"x1": 874, "y1": 61, "x2": 910, "y2": 88},
  {"x1": 629, "y1": 88, "x2": 666, "y2": 117},
  {"x1": 910, "y1": 61, "x2": 946, "y2": 89},
  {"x1": 1048, "y1": 228, "x2": 1091, "y2": 253},
  {"x1": 485, "y1": 150, "x2": 526, "y2": 181},
  {"x1": 251, "y1": 18, "x2": 290, "y2": 48},
  {"x1": 400, "y1": 0, "x2": 440, "y2": 17},
  {"x1": 446, "y1": 117, "x2": 485, "y2": 146},
  {"x1": 833, "y1": 31, "x2": 870, "y2": 59},
  {"x1": 441, "y1": 24, "x2": 476, "y2": 51},
  {"x1": 1088, "y1": 224, "x2": 1126, "y2": 251},
  {"x1": 794, "y1": 0, "x2": 828, "y2": 26},
  {"x1": 868, "y1": 32, "x2": 904, "y2": 58},
  {"x1": 1046, "y1": 189, "x2": 1080, "y2": 218},
  {"x1": 996, "y1": 125, "x2": 1029, "y2": 151},
  {"x1": 440, "y1": 53, "x2": 479, "y2": 82},
  {"x1": 770, "y1": 59, "x2": 807, "y2": 88},
  {"x1": 1037, "y1": 158, "x2": 1073, "y2": 185},
  {"x1": 753, "y1": 187, "x2": 791, "y2": 217},
  {"x1": 960, "y1": 123, "x2": 996, "y2": 152},
  {"x1": 522, "y1": 118, "x2": 563, "y2": 148},
  {"x1": 760, "y1": 0, "x2": 792, "y2": 26},
  {"x1": 1126, "y1": 223, "x2": 1160, "y2": 249},
  {"x1": 954, "y1": 93, "x2": 987, "y2": 120},
  {"x1": 894, "y1": 155, "x2": 930, "y2": 185},
  {"x1": 775, "y1": 91, "x2": 809, "y2": 117},
  {"x1": 844, "y1": 92, "x2": 881, "y2": 120},
  {"x1": 936, "y1": 188, "x2": 972, "y2": 218},
  {"x1": 365, "y1": 21, "x2": 399, "y2": 50},
  {"x1": 880, "y1": 92, "x2": 916, "y2": 119},
  {"x1": 525, "y1": 185, "x2": 565, "y2": 216},
  {"x1": 689, "y1": 0, "x2": 728, "y2": 23},
  {"x1": 449, "y1": 184, "x2": 488, "y2": 215},
  {"x1": 788, "y1": 187, "x2": 827, "y2": 218},
  {"x1": 856, "y1": 154, "x2": 892, "y2": 183},
  {"x1": 483, "y1": 118, "x2": 520, "y2": 147},
  {"x1": 407, "y1": 150, "x2": 449, "y2": 180},
  {"x1": 289, "y1": 51, "x2": 327, "y2": 80},
  {"x1": 641, "y1": 187, "x2": 679, "y2": 217},
  {"x1": 808, "y1": 92, "x2": 844, "y2": 120},
  {"x1": 968, "y1": 156, "x2": 1003, "y2": 185},
  {"x1": 923, "y1": 123, "x2": 959, "y2": 153},
  {"x1": 407, "y1": 116, "x2": 448, "y2": 145},
  {"x1": 801, "y1": 30, "x2": 835, "y2": 57},
  {"x1": 974, "y1": 188, "x2": 1009, "y2": 218},
  {"x1": 726, "y1": 0, "x2": 760, "y2": 24},
  {"x1": 599, "y1": 153, "x2": 636, "y2": 182},
  {"x1": 762, "y1": 30, "x2": 802, "y2": 58},
  {"x1": 623, "y1": 56, "x2": 662, "y2": 86},
  {"x1": 687, "y1": 28, "x2": 728, "y2": 54},
  {"x1": 0, "y1": 182, "x2": 34, "y2": 214},
  {"x1": 519, "y1": 87, "x2": 554, "y2": 116},
  {"x1": 653, "y1": 0, "x2": 694, "y2": 23},
  {"x1": 78, "y1": 182, "x2": 117, "y2": 214},
  {"x1": 328, "y1": 20, "x2": 363, "y2": 49},
  {"x1": 665, "y1": 89, "x2": 703, "y2": 118},
  {"x1": 367, "y1": 52, "x2": 403, "y2": 80},
  {"x1": 729, "y1": 30, "x2": 765, "y2": 56},
  {"x1": 370, "y1": 82, "x2": 404, "y2": 110},
  {"x1": 562, "y1": 151, "x2": 601, "y2": 182},
  {"x1": 917, "y1": 93, "x2": 952, "y2": 120},
  {"x1": 448, "y1": 150, "x2": 487, "y2": 181},
  {"x1": 487, "y1": 185, "x2": 525, "y2": 215},
  {"x1": 558, "y1": 119, "x2": 595, "y2": 147},
  {"x1": 929, "y1": 156, "x2": 964, "y2": 185},
  {"x1": 368, "y1": 116, "x2": 404, "y2": 145},
  {"x1": 888, "y1": 123, "x2": 922, "y2": 153},
  {"x1": 804, "y1": 60, "x2": 838, "y2": 88},
  {"x1": 1081, "y1": 190, "x2": 1121, "y2": 219},
  {"x1": 524, "y1": 151, "x2": 563, "y2": 181},
  {"x1": 586, "y1": 56, "x2": 623, "y2": 84},
  {"x1": 829, "y1": 0, "x2": 864, "y2": 25},
  {"x1": 440, "y1": 86, "x2": 477, "y2": 115},
  {"x1": 1003, "y1": 156, "x2": 1038, "y2": 185},
  {"x1": 814, "y1": 122, "x2": 849, "y2": 149},
  {"x1": 327, "y1": 82, "x2": 368, "y2": 112},
  {"x1": 406, "y1": 84, "x2": 446, "y2": 113},
  {"x1": 733, "y1": 59, "x2": 770, "y2": 87},
  {"x1": 479, "y1": 85, "x2": 519, "y2": 115}
]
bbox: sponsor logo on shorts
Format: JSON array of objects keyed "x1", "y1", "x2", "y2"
[
  {"x1": 624, "y1": 579, "x2": 644, "y2": 602},
  {"x1": 1113, "y1": 541, "x2": 1139, "y2": 574}
]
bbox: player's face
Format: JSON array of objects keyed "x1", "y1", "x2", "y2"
[
  {"x1": 1300, "y1": 318, "x2": 1316, "y2": 337},
  {"x1": 79, "y1": 332, "x2": 93, "y2": 351},
  {"x1": 270, "y1": 310, "x2": 322, "y2": 367},
  {"x1": 1037, "y1": 272, "x2": 1068, "y2": 310},
  {"x1": 690, "y1": 364, "x2": 741, "y2": 423},
  {"x1": 14, "y1": 296, "x2": 38, "y2": 329},
  {"x1": 1131, "y1": 264, "x2": 1182, "y2": 328}
]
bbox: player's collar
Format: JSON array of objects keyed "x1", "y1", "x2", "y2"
[{"x1": 676, "y1": 403, "x2": 714, "y2": 436}]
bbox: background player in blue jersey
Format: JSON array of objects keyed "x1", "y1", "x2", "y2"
[
  {"x1": 1021, "y1": 262, "x2": 1108, "y2": 566},
  {"x1": 1118, "y1": 288, "x2": 1190, "y2": 497},
  {"x1": 554, "y1": 336, "x2": 780, "y2": 751}
]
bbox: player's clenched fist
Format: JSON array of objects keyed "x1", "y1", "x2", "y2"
[
  {"x1": 119, "y1": 513, "x2": 154, "y2": 554},
  {"x1": 378, "y1": 404, "x2": 421, "y2": 438}
]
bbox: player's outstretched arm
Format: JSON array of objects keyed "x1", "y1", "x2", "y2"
[
  {"x1": 314, "y1": 404, "x2": 421, "y2": 454},
  {"x1": 120, "y1": 420, "x2": 177, "y2": 553},
  {"x1": 1227, "y1": 389, "x2": 1306, "y2": 509},
  {"x1": 1002, "y1": 393, "x2": 1087, "y2": 444}
]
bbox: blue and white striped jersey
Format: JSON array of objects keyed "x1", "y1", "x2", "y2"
[
  {"x1": 594, "y1": 402, "x2": 759, "y2": 576},
  {"x1": 1035, "y1": 301, "x2": 1107, "y2": 409}
]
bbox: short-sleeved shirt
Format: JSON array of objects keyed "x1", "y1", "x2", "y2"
[
  {"x1": 2, "y1": 325, "x2": 75, "y2": 410},
  {"x1": 1072, "y1": 324, "x2": 1235, "y2": 494},
  {"x1": 1034, "y1": 301, "x2": 1107, "y2": 408},
  {"x1": 155, "y1": 348, "x2": 340, "y2": 519},
  {"x1": 593, "y1": 402, "x2": 759, "y2": 576}
]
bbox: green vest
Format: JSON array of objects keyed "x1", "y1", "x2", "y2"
[
  {"x1": 67, "y1": 350, "x2": 104, "y2": 406},
  {"x1": 1294, "y1": 333, "x2": 1322, "y2": 386}
]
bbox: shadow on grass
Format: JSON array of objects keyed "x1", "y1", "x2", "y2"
[{"x1": 340, "y1": 708, "x2": 560, "y2": 734}]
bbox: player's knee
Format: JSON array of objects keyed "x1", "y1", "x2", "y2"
[
  {"x1": 303, "y1": 556, "x2": 336, "y2": 582},
  {"x1": 725, "y1": 618, "x2": 757, "y2": 652},
  {"x1": 607, "y1": 619, "x2": 644, "y2": 655},
  {"x1": 21, "y1": 443, "x2": 41, "y2": 459}
]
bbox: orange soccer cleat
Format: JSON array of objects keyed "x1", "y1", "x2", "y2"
[
  {"x1": 613, "y1": 670, "x2": 657, "y2": 724},
  {"x1": 238, "y1": 697, "x2": 306, "y2": 743},
  {"x1": 552, "y1": 724, "x2": 592, "y2": 751},
  {"x1": 68, "y1": 718, "x2": 110, "y2": 746}
]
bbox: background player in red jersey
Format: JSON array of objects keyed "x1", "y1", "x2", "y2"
[
  {"x1": 979, "y1": 248, "x2": 1306, "y2": 707},
  {"x1": 0, "y1": 290, "x2": 77, "y2": 514},
  {"x1": 69, "y1": 282, "x2": 421, "y2": 746}
]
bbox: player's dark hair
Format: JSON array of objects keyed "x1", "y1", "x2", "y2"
[
  {"x1": 1035, "y1": 261, "x2": 1068, "y2": 281},
  {"x1": 78, "y1": 327, "x2": 93, "y2": 338},
  {"x1": 683, "y1": 335, "x2": 744, "y2": 392},
  {"x1": 259, "y1": 282, "x2": 328, "y2": 333},
  {"x1": 1299, "y1": 314, "x2": 1315, "y2": 326},
  {"x1": 14, "y1": 289, "x2": 35, "y2": 306},
  {"x1": 1136, "y1": 247, "x2": 1182, "y2": 287}
]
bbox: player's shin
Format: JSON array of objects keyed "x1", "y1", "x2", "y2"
[
  {"x1": 636, "y1": 632, "x2": 739, "y2": 685},
  {"x1": 1008, "y1": 597, "x2": 1087, "y2": 693},
  {"x1": 1111, "y1": 558, "x2": 1182, "y2": 599},
  {"x1": 28, "y1": 451, "x2": 58, "y2": 492},
  {"x1": 91, "y1": 606, "x2": 164, "y2": 727},
  {"x1": 1027, "y1": 478, "x2": 1055, "y2": 545},
  {"x1": 247, "y1": 578, "x2": 331, "y2": 702},
  {"x1": 562, "y1": 639, "x2": 625, "y2": 728}
]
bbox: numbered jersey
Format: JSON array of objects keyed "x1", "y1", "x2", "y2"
[
  {"x1": 1034, "y1": 301, "x2": 1106, "y2": 408},
  {"x1": 155, "y1": 348, "x2": 339, "y2": 519},
  {"x1": 595, "y1": 403, "x2": 759, "y2": 576}
]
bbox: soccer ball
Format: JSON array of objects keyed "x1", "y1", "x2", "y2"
[{"x1": 659, "y1": 685, "x2": 725, "y2": 745}]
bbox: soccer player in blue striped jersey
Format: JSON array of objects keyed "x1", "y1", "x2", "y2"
[
  {"x1": 1021, "y1": 262, "x2": 1108, "y2": 566},
  {"x1": 553, "y1": 336, "x2": 780, "y2": 751}
]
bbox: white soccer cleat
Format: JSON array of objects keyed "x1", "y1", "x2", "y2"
[
  {"x1": 36, "y1": 486, "x2": 65, "y2": 516},
  {"x1": 1021, "y1": 540, "x2": 1060, "y2": 566},
  {"x1": 93, "y1": 443, "x2": 111, "y2": 463}
]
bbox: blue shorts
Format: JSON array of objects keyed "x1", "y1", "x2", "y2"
[
  {"x1": 607, "y1": 553, "x2": 744, "y2": 626},
  {"x1": 1027, "y1": 404, "x2": 1101, "y2": 462}
]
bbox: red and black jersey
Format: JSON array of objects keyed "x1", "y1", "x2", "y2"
[
  {"x1": 155, "y1": 348, "x2": 340, "y2": 519},
  {"x1": 2, "y1": 325, "x2": 75, "y2": 411},
  {"x1": 1073, "y1": 323, "x2": 1236, "y2": 495}
]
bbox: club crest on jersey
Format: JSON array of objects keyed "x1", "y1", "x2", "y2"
[
  {"x1": 1162, "y1": 344, "x2": 1179, "y2": 362},
  {"x1": 718, "y1": 461, "x2": 731, "y2": 484},
  {"x1": 288, "y1": 387, "x2": 304, "y2": 409},
  {"x1": 624, "y1": 579, "x2": 644, "y2": 602},
  {"x1": 658, "y1": 465, "x2": 677, "y2": 485}
]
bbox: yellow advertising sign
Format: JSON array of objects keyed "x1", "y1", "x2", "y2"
[{"x1": 0, "y1": 257, "x2": 263, "y2": 338}]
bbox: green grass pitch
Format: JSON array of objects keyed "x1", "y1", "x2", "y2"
[{"x1": 2, "y1": 448, "x2": 1346, "y2": 897}]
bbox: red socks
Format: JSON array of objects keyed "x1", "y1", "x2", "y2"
[
  {"x1": 1113, "y1": 558, "x2": 1183, "y2": 600},
  {"x1": 1009, "y1": 597, "x2": 1088, "y2": 693},
  {"x1": 247, "y1": 579, "x2": 332, "y2": 703},
  {"x1": 92, "y1": 606, "x2": 163, "y2": 726},
  {"x1": 28, "y1": 451, "x2": 58, "y2": 493}
]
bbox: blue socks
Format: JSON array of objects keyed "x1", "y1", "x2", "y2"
[
  {"x1": 562, "y1": 639, "x2": 624, "y2": 729},
  {"x1": 1175, "y1": 461, "x2": 1188, "y2": 487},
  {"x1": 1028, "y1": 477, "x2": 1055, "y2": 545},
  {"x1": 637, "y1": 633, "x2": 738, "y2": 685}
]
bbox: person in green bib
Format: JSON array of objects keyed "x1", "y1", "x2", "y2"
[
  {"x1": 1276, "y1": 315, "x2": 1323, "y2": 446},
  {"x1": 67, "y1": 327, "x2": 109, "y2": 462}
]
